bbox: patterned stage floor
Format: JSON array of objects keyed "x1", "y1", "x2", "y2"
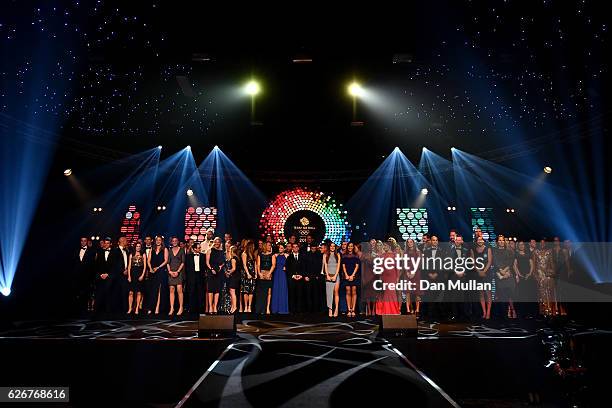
[
  {"x1": 0, "y1": 316, "x2": 603, "y2": 407},
  {"x1": 0, "y1": 315, "x2": 559, "y2": 341}
]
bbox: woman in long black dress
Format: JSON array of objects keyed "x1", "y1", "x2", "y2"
[
  {"x1": 493, "y1": 235, "x2": 517, "y2": 319},
  {"x1": 514, "y1": 241, "x2": 535, "y2": 317},
  {"x1": 127, "y1": 242, "x2": 148, "y2": 314},
  {"x1": 147, "y1": 236, "x2": 168, "y2": 315},
  {"x1": 255, "y1": 241, "x2": 275, "y2": 314},
  {"x1": 206, "y1": 237, "x2": 225, "y2": 314}
]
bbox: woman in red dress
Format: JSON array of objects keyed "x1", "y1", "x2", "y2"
[{"x1": 376, "y1": 243, "x2": 401, "y2": 315}]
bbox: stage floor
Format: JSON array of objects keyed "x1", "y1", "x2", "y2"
[
  {"x1": 0, "y1": 316, "x2": 606, "y2": 407},
  {"x1": 0, "y1": 314, "x2": 554, "y2": 341}
]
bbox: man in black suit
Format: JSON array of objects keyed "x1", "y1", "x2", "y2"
[
  {"x1": 185, "y1": 243, "x2": 205, "y2": 314},
  {"x1": 300, "y1": 234, "x2": 315, "y2": 254},
  {"x1": 94, "y1": 238, "x2": 115, "y2": 315},
  {"x1": 421, "y1": 235, "x2": 446, "y2": 321},
  {"x1": 74, "y1": 236, "x2": 95, "y2": 314},
  {"x1": 112, "y1": 236, "x2": 130, "y2": 313},
  {"x1": 286, "y1": 243, "x2": 305, "y2": 313},
  {"x1": 303, "y1": 243, "x2": 324, "y2": 313}
]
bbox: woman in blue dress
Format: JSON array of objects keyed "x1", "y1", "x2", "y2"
[{"x1": 270, "y1": 243, "x2": 289, "y2": 314}]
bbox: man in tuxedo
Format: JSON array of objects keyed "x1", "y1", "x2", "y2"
[
  {"x1": 418, "y1": 233, "x2": 431, "y2": 253},
  {"x1": 94, "y1": 238, "x2": 114, "y2": 315},
  {"x1": 300, "y1": 234, "x2": 315, "y2": 254},
  {"x1": 74, "y1": 236, "x2": 95, "y2": 314},
  {"x1": 421, "y1": 235, "x2": 446, "y2": 321},
  {"x1": 185, "y1": 243, "x2": 206, "y2": 314},
  {"x1": 303, "y1": 243, "x2": 324, "y2": 313},
  {"x1": 143, "y1": 236, "x2": 154, "y2": 259},
  {"x1": 112, "y1": 236, "x2": 130, "y2": 313},
  {"x1": 286, "y1": 243, "x2": 305, "y2": 313},
  {"x1": 445, "y1": 229, "x2": 457, "y2": 253}
]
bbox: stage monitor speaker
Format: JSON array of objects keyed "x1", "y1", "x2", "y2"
[
  {"x1": 198, "y1": 314, "x2": 236, "y2": 338},
  {"x1": 380, "y1": 314, "x2": 417, "y2": 337}
]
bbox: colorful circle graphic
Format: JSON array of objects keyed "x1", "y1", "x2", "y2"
[{"x1": 259, "y1": 187, "x2": 351, "y2": 244}]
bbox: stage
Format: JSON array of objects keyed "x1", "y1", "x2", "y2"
[{"x1": 1, "y1": 315, "x2": 607, "y2": 407}]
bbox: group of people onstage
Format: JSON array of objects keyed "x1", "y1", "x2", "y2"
[{"x1": 73, "y1": 226, "x2": 575, "y2": 321}]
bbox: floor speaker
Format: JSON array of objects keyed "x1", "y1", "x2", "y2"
[
  {"x1": 380, "y1": 314, "x2": 417, "y2": 337},
  {"x1": 198, "y1": 314, "x2": 236, "y2": 338}
]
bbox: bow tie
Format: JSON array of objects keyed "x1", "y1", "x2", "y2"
[
  {"x1": 81, "y1": 247, "x2": 87, "y2": 250},
  {"x1": 105, "y1": 249, "x2": 110, "y2": 252},
  {"x1": 194, "y1": 254, "x2": 200, "y2": 257}
]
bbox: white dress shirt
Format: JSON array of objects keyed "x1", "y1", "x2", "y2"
[{"x1": 194, "y1": 253, "x2": 201, "y2": 272}]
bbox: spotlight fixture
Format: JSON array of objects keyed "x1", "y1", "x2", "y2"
[
  {"x1": 421, "y1": 188, "x2": 428, "y2": 195},
  {"x1": 506, "y1": 208, "x2": 516, "y2": 213},
  {"x1": 423, "y1": 147, "x2": 428, "y2": 152},
  {"x1": 245, "y1": 80, "x2": 260, "y2": 96},
  {"x1": 186, "y1": 145, "x2": 191, "y2": 150},
  {"x1": 292, "y1": 53, "x2": 313, "y2": 63},
  {"x1": 63, "y1": 168, "x2": 72, "y2": 176},
  {"x1": 93, "y1": 207, "x2": 103, "y2": 213},
  {"x1": 348, "y1": 82, "x2": 364, "y2": 97},
  {"x1": 157, "y1": 205, "x2": 167, "y2": 211},
  {"x1": 186, "y1": 189, "x2": 194, "y2": 197},
  {"x1": 544, "y1": 166, "x2": 552, "y2": 174},
  {"x1": 157, "y1": 145, "x2": 162, "y2": 150},
  {"x1": 1, "y1": 287, "x2": 10, "y2": 297},
  {"x1": 447, "y1": 206, "x2": 457, "y2": 211}
]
